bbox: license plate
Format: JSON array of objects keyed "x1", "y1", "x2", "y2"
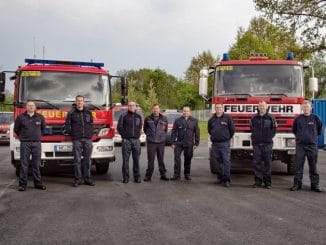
[
  {"x1": 287, "y1": 149, "x2": 296, "y2": 155},
  {"x1": 54, "y1": 145, "x2": 72, "y2": 152}
]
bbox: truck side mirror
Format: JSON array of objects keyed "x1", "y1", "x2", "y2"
[
  {"x1": 199, "y1": 68, "x2": 209, "y2": 98},
  {"x1": 309, "y1": 77, "x2": 318, "y2": 99},
  {"x1": 121, "y1": 77, "x2": 128, "y2": 97},
  {"x1": 0, "y1": 72, "x2": 6, "y2": 102}
]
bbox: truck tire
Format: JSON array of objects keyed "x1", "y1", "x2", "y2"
[
  {"x1": 96, "y1": 162, "x2": 109, "y2": 175},
  {"x1": 209, "y1": 158, "x2": 218, "y2": 174},
  {"x1": 286, "y1": 155, "x2": 296, "y2": 175},
  {"x1": 15, "y1": 166, "x2": 20, "y2": 177},
  {"x1": 287, "y1": 163, "x2": 296, "y2": 175},
  {"x1": 11, "y1": 152, "x2": 20, "y2": 177}
]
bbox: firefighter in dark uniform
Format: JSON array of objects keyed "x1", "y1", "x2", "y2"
[
  {"x1": 143, "y1": 104, "x2": 169, "y2": 181},
  {"x1": 250, "y1": 100, "x2": 277, "y2": 189},
  {"x1": 14, "y1": 100, "x2": 46, "y2": 191},
  {"x1": 117, "y1": 101, "x2": 143, "y2": 183},
  {"x1": 63, "y1": 95, "x2": 95, "y2": 187},
  {"x1": 290, "y1": 100, "x2": 323, "y2": 192},
  {"x1": 170, "y1": 106, "x2": 200, "y2": 180},
  {"x1": 208, "y1": 103, "x2": 235, "y2": 187}
]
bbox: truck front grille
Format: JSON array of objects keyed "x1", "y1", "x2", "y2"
[{"x1": 44, "y1": 124, "x2": 107, "y2": 136}]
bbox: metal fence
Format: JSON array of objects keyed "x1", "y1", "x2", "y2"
[{"x1": 191, "y1": 109, "x2": 211, "y2": 121}]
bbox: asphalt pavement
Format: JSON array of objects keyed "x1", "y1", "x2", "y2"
[{"x1": 0, "y1": 142, "x2": 325, "y2": 245}]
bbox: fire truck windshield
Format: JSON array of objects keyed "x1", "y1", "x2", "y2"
[
  {"x1": 215, "y1": 65, "x2": 303, "y2": 97},
  {"x1": 19, "y1": 71, "x2": 110, "y2": 106}
]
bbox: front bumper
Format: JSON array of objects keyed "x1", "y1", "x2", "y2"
[
  {"x1": 114, "y1": 133, "x2": 146, "y2": 144},
  {"x1": 10, "y1": 138, "x2": 115, "y2": 161}
]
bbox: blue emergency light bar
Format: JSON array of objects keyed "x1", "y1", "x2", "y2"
[
  {"x1": 286, "y1": 52, "x2": 294, "y2": 60},
  {"x1": 25, "y1": 59, "x2": 104, "y2": 68},
  {"x1": 222, "y1": 53, "x2": 230, "y2": 61}
]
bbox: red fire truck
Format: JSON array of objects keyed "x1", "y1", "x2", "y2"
[
  {"x1": 199, "y1": 52, "x2": 305, "y2": 174},
  {"x1": 0, "y1": 59, "x2": 127, "y2": 176}
]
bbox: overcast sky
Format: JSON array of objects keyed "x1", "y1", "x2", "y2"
[{"x1": 0, "y1": 0, "x2": 258, "y2": 80}]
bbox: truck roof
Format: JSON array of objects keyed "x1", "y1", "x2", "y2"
[
  {"x1": 19, "y1": 59, "x2": 108, "y2": 74},
  {"x1": 217, "y1": 57, "x2": 301, "y2": 66}
]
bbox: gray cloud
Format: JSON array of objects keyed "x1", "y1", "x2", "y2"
[{"x1": 0, "y1": 0, "x2": 257, "y2": 82}]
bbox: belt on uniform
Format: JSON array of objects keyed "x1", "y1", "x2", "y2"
[{"x1": 21, "y1": 141, "x2": 40, "y2": 143}]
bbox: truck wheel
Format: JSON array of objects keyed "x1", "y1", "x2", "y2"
[
  {"x1": 210, "y1": 158, "x2": 218, "y2": 174},
  {"x1": 287, "y1": 163, "x2": 296, "y2": 175},
  {"x1": 286, "y1": 155, "x2": 296, "y2": 175},
  {"x1": 96, "y1": 162, "x2": 109, "y2": 175},
  {"x1": 15, "y1": 166, "x2": 20, "y2": 177}
]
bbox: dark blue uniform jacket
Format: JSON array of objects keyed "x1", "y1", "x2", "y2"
[
  {"x1": 250, "y1": 113, "x2": 276, "y2": 145},
  {"x1": 117, "y1": 111, "x2": 143, "y2": 139},
  {"x1": 63, "y1": 107, "x2": 93, "y2": 140},
  {"x1": 171, "y1": 116, "x2": 200, "y2": 147},
  {"x1": 143, "y1": 113, "x2": 168, "y2": 144},
  {"x1": 208, "y1": 113, "x2": 235, "y2": 143},
  {"x1": 292, "y1": 114, "x2": 323, "y2": 145},
  {"x1": 14, "y1": 111, "x2": 46, "y2": 142}
]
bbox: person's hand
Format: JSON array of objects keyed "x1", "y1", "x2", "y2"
[{"x1": 171, "y1": 144, "x2": 176, "y2": 149}]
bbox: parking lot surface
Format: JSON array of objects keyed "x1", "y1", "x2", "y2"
[{"x1": 0, "y1": 142, "x2": 325, "y2": 244}]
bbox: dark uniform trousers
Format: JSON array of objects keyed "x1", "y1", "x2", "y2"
[
  {"x1": 253, "y1": 143, "x2": 273, "y2": 185},
  {"x1": 145, "y1": 142, "x2": 167, "y2": 178},
  {"x1": 174, "y1": 145, "x2": 193, "y2": 177},
  {"x1": 294, "y1": 144, "x2": 319, "y2": 187},
  {"x1": 211, "y1": 142, "x2": 231, "y2": 182},
  {"x1": 19, "y1": 141, "x2": 42, "y2": 187},
  {"x1": 72, "y1": 139, "x2": 93, "y2": 183},
  {"x1": 122, "y1": 138, "x2": 141, "y2": 180}
]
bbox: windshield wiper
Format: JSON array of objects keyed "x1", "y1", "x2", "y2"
[
  {"x1": 255, "y1": 93, "x2": 288, "y2": 97},
  {"x1": 270, "y1": 93, "x2": 288, "y2": 97},
  {"x1": 61, "y1": 100, "x2": 102, "y2": 110},
  {"x1": 87, "y1": 103, "x2": 101, "y2": 110},
  {"x1": 220, "y1": 93, "x2": 252, "y2": 97},
  {"x1": 32, "y1": 99, "x2": 59, "y2": 109}
]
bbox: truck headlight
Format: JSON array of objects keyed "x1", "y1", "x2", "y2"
[
  {"x1": 286, "y1": 138, "x2": 296, "y2": 147},
  {"x1": 98, "y1": 128, "x2": 109, "y2": 136}
]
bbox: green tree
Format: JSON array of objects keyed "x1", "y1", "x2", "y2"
[
  {"x1": 142, "y1": 80, "x2": 158, "y2": 114},
  {"x1": 174, "y1": 81, "x2": 202, "y2": 110},
  {"x1": 304, "y1": 53, "x2": 326, "y2": 99},
  {"x1": 185, "y1": 50, "x2": 217, "y2": 84},
  {"x1": 229, "y1": 17, "x2": 310, "y2": 60},
  {"x1": 113, "y1": 68, "x2": 179, "y2": 110},
  {"x1": 254, "y1": 0, "x2": 326, "y2": 54},
  {"x1": 0, "y1": 91, "x2": 14, "y2": 111},
  {"x1": 184, "y1": 51, "x2": 217, "y2": 108}
]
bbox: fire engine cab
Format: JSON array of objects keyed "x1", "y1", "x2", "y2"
[
  {"x1": 199, "y1": 52, "x2": 305, "y2": 174},
  {"x1": 0, "y1": 59, "x2": 127, "y2": 176}
]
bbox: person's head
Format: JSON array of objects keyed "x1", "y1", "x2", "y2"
[
  {"x1": 151, "y1": 104, "x2": 160, "y2": 116},
  {"x1": 127, "y1": 101, "x2": 137, "y2": 113},
  {"x1": 75, "y1": 95, "x2": 85, "y2": 110},
  {"x1": 258, "y1": 100, "x2": 268, "y2": 115},
  {"x1": 301, "y1": 100, "x2": 312, "y2": 116},
  {"x1": 25, "y1": 100, "x2": 36, "y2": 114},
  {"x1": 215, "y1": 103, "x2": 224, "y2": 117},
  {"x1": 182, "y1": 106, "x2": 191, "y2": 118}
]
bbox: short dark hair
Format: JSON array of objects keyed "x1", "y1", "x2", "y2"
[
  {"x1": 152, "y1": 103, "x2": 159, "y2": 108},
  {"x1": 25, "y1": 100, "x2": 36, "y2": 107},
  {"x1": 258, "y1": 100, "x2": 267, "y2": 105},
  {"x1": 75, "y1": 95, "x2": 84, "y2": 100},
  {"x1": 302, "y1": 99, "x2": 311, "y2": 105}
]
